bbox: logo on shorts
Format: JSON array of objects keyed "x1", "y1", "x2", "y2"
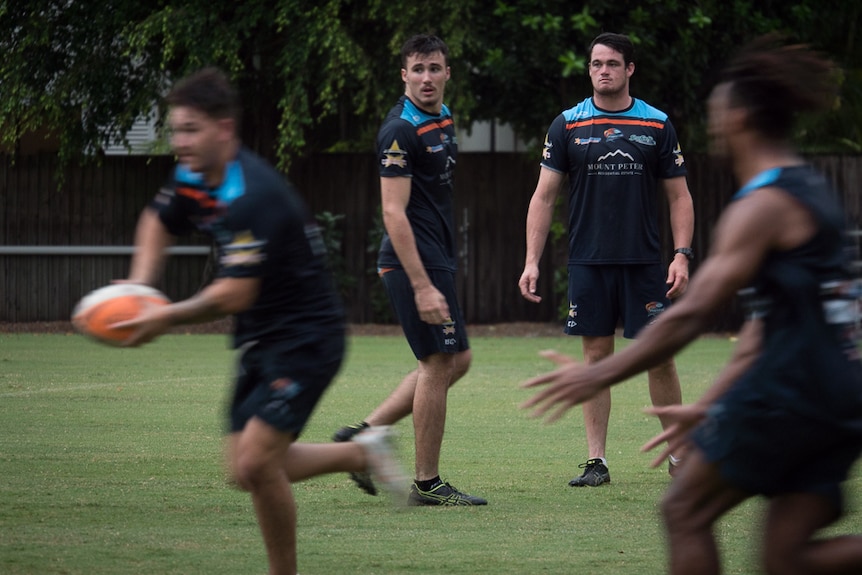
[
  {"x1": 645, "y1": 301, "x2": 665, "y2": 322},
  {"x1": 442, "y1": 321, "x2": 456, "y2": 346},
  {"x1": 264, "y1": 378, "x2": 300, "y2": 415},
  {"x1": 270, "y1": 378, "x2": 292, "y2": 391},
  {"x1": 567, "y1": 303, "x2": 578, "y2": 329}
]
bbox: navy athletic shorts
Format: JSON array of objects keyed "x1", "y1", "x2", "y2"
[
  {"x1": 379, "y1": 267, "x2": 469, "y2": 360},
  {"x1": 228, "y1": 334, "x2": 345, "y2": 437},
  {"x1": 565, "y1": 263, "x2": 671, "y2": 338},
  {"x1": 692, "y1": 398, "x2": 862, "y2": 510}
]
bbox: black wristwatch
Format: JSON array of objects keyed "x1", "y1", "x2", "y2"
[{"x1": 674, "y1": 247, "x2": 694, "y2": 261}]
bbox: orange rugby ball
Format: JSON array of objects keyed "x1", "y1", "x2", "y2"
[{"x1": 72, "y1": 284, "x2": 170, "y2": 346}]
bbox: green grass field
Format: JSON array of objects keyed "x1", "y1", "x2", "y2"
[{"x1": 1, "y1": 332, "x2": 860, "y2": 574}]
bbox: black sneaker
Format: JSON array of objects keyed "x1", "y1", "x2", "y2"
[
  {"x1": 332, "y1": 421, "x2": 369, "y2": 443},
  {"x1": 332, "y1": 421, "x2": 376, "y2": 495},
  {"x1": 568, "y1": 458, "x2": 610, "y2": 487},
  {"x1": 408, "y1": 481, "x2": 488, "y2": 506}
]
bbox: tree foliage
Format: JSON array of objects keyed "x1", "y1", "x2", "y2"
[
  {"x1": 1, "y1": 0, "x2": 859, "y2": 169},
  {"x1": 1, "y1": 1, "x2": 165, "y2": 163},
  {"x1": 468, "y1": 0, "x2": 862, "y2": 152}
]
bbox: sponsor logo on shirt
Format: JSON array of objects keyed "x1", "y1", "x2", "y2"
[
  {"x1": 587, "y1": 149, "x2": 644, "y2": 175},
  {"x1": 596, "y1": 149, "x2": 635, "y2": 163},
  {"x1": 629, "y1": 134, "x2": 656, "y2": 146},
  {"x1": 440, "y1": 156, "x2": 456, "y2": 187},
  {"x1": 427, "y1": 132, "x2": 450, "y2": 153}
]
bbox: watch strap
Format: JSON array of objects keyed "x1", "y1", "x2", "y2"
[{"x1": 674, "y1": 247, "x2": 694, "y2": 261}]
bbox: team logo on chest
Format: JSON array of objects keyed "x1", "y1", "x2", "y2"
[{"x1": 603, "y1": 128, "x2": 624, "y2": 142}]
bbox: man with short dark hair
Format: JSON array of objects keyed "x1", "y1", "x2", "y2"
[
  {"x1": 334, "y1": 35, "x2": 486, "y2": 506},
  {"x1": 519, "y1": 32, "x2": 694, "y2": 486}
]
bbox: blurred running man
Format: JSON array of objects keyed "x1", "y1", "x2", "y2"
[{"x1": 116, "y1": 67, "x2": 406, "y2": 575}]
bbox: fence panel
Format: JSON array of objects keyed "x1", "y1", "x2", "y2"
[{"x1": 2, "y1": 153, "x2": 860, "y2": 328}]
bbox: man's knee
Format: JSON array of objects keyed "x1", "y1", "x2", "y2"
[
  {"x1": 231, "y1": 446, "x2": 285, "y2": 493},
  {"x1": 582, "y1": 336, "x2": 615, "y2": 363},
  {"x1": 660, "y1": 483, "x2": 704, "y2": 535},
  {"x1": 649, "y1": 356, "x2": 677, "y2": 374},
  {"x1": 420, "y1": 350, "x2": 470, "y2": 385},
  {"x1": 452, "y1": 349, "x2": 472, "y2": 383},
  {"x1": 231, "y1": 453, "x2": 263, "y2": 492},
  {"x1": 648, "y1": 358, "x2": 680, "y2": 390}
]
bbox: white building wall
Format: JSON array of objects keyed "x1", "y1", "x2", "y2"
[
  {"x1": 103, "y1": 110, "x2": 161, "y2": 155},
  {"x1": 103, "y1": 115, "x2": 527, "y2": 155},
  {"x1": 457, "y1": 120, "x2": 529, "y2": 153}
]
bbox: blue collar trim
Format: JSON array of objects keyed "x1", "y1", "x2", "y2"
[
  {"x1": 733, "y1": 167, "x2": 782, "y2": 200},
  {"x1": 175, "y1": 160, "x2": 245, "y2": 204}
]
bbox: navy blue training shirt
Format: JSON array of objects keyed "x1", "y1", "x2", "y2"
[
  {"x1": 376, "y1": 95, "x2": 458, "y2": 273},
  {"x1": 542, "y1": 97, "x2": 687, "y2": 264},
  {"x1": 151, "y1": 147, "x2": 345, "y2": 348}
]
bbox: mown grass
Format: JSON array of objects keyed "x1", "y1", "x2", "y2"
[{"x1": 0, "y1": 332, "x2": 859, "y2": 574}]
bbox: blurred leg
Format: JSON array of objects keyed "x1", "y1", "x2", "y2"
[
  {"x1": 661, "y1": 448, "x2": 749, "y2": 575},
  {"x1": 764, "y1": 492, "x2": 862, "y2": 574}
]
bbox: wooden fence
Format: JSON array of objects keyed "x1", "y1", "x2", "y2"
[{"x1": 2, "y1": 152, "x2": 861, "y2": 330}]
